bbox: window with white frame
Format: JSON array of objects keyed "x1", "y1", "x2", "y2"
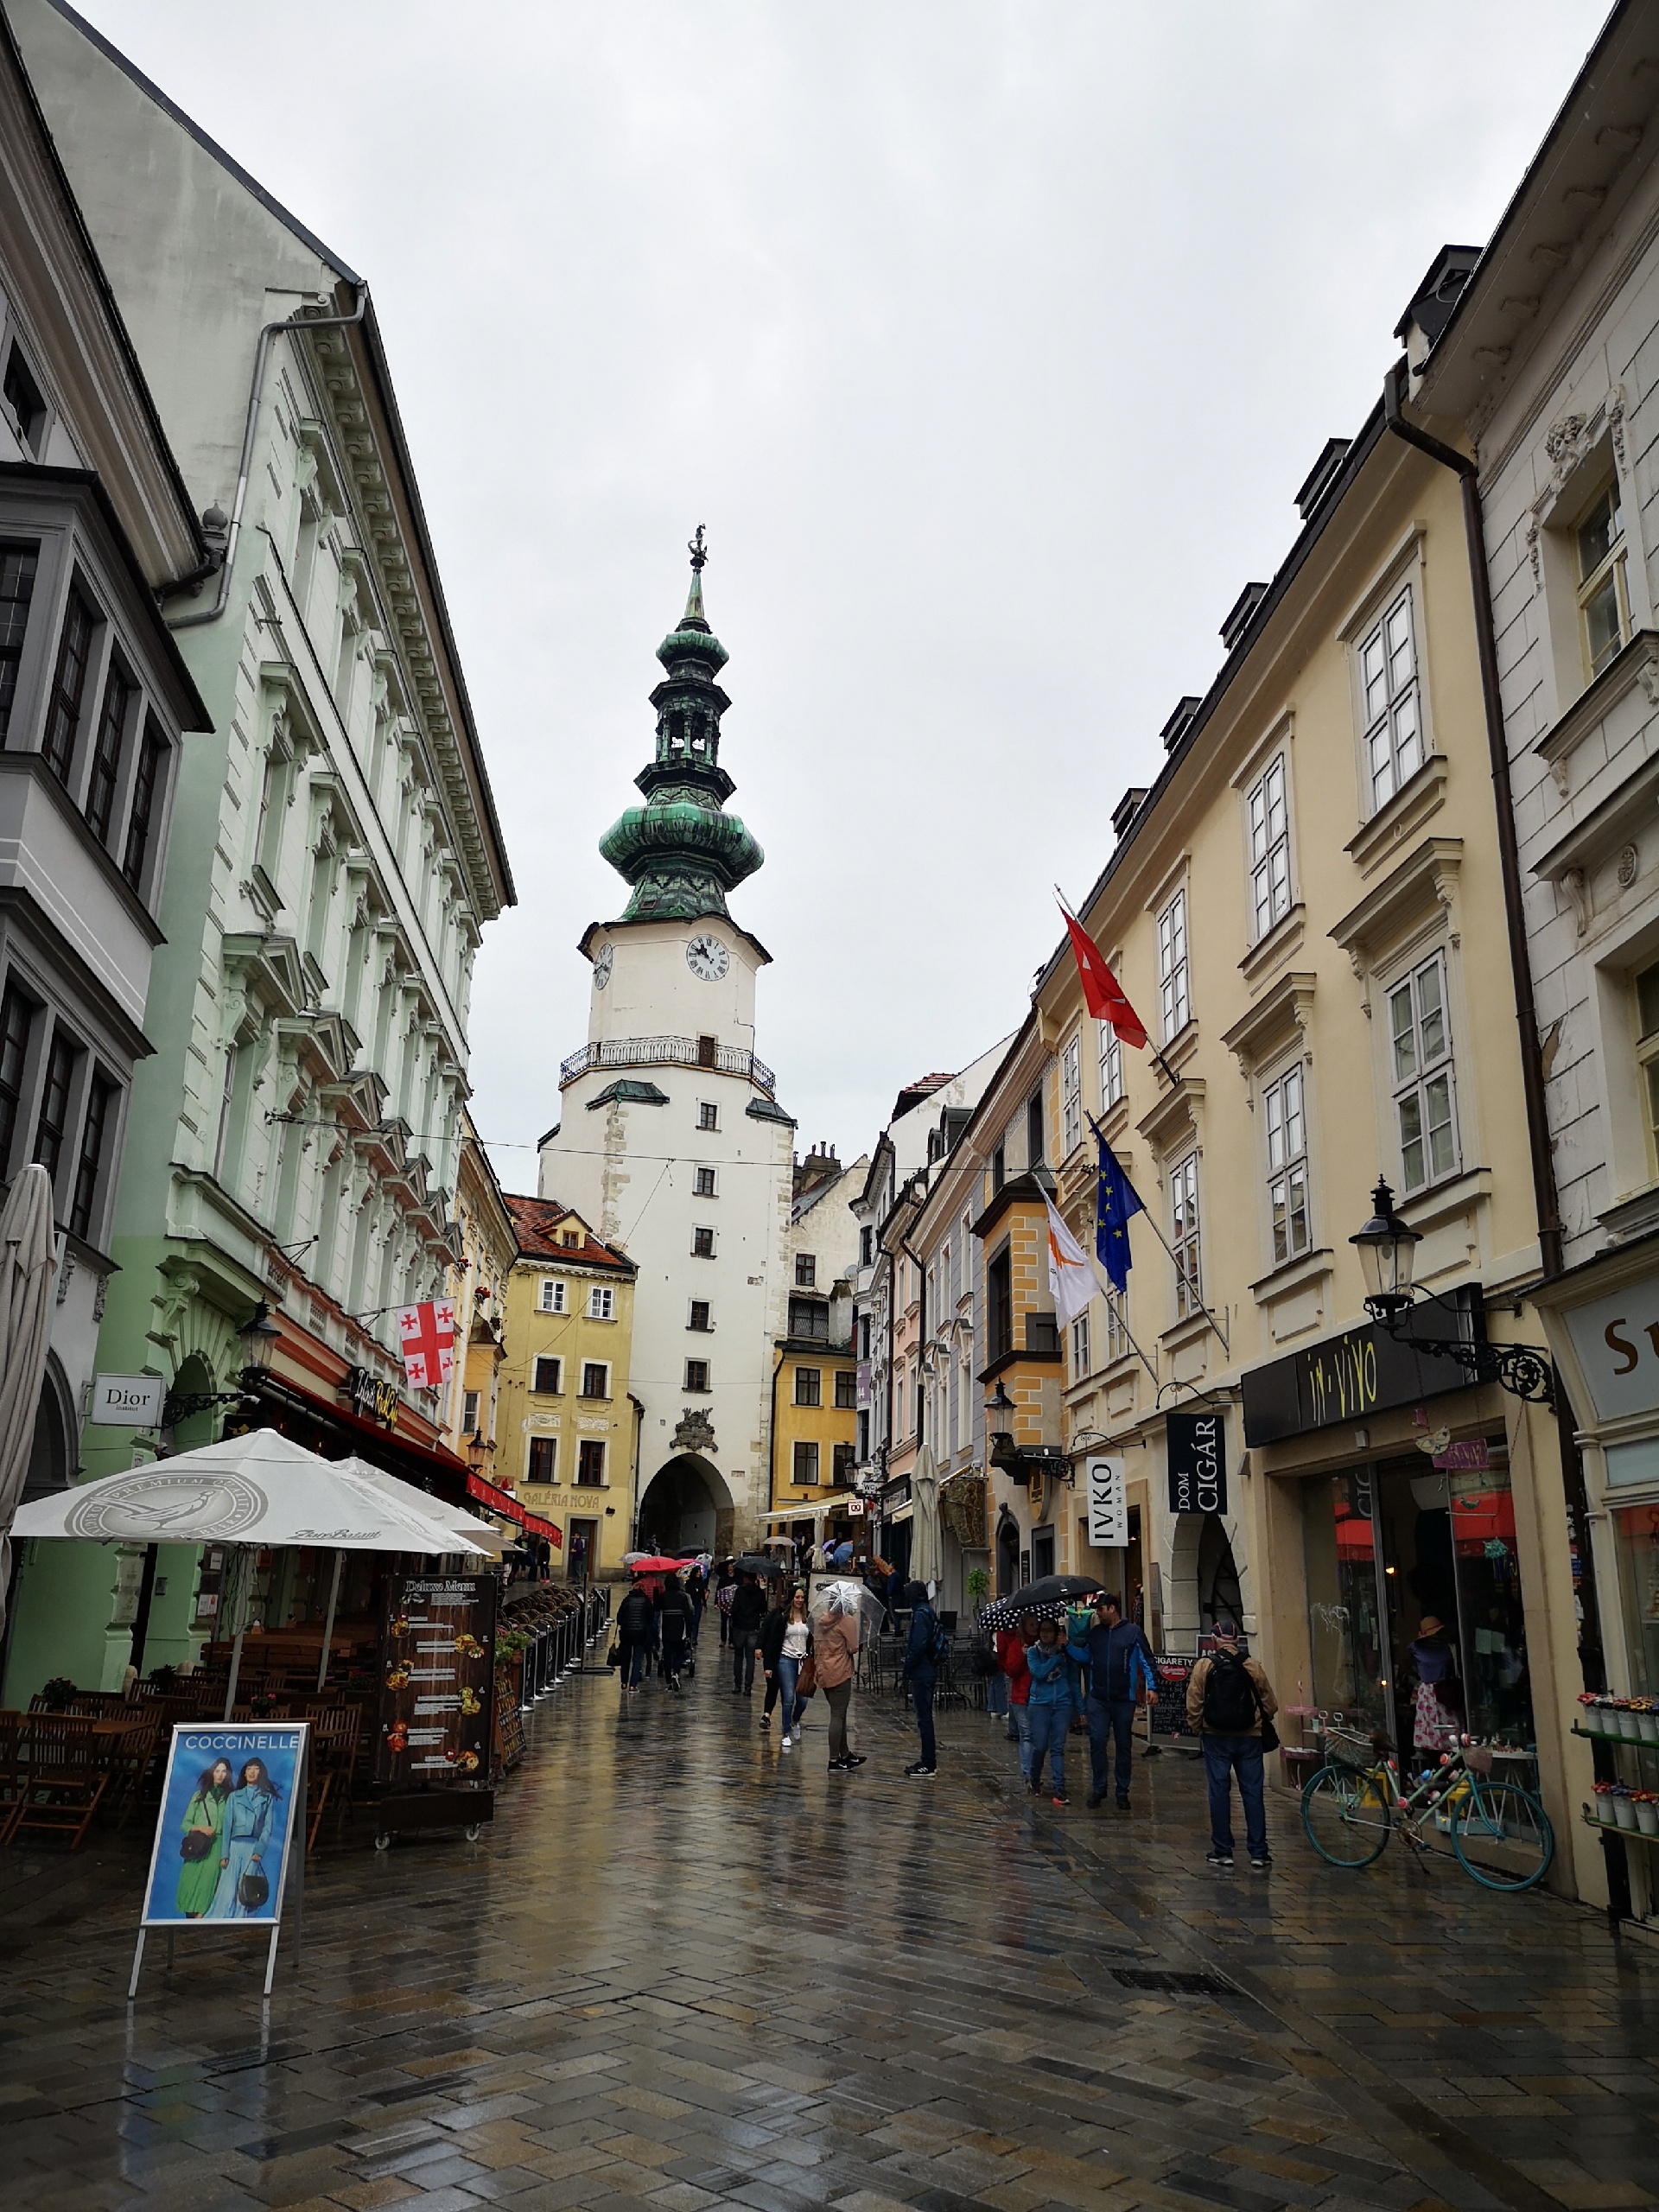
[
  {"x1": 1263, "y1": 1064, "x2": 1310, "y2": 1265},
  {"x1": 1358, "y1": 588, "x2": 1423, "y2": 813},
  {"x1": 1159, "y1": 891, "x2": 1190, "y2": 1040},
  {"x1": 1062, "y1": 1033, "x2": 1083, "y2": 1155},
  {"x1": 1070, "y1": 1310, "x2": 1090, "y2": 1382},
  {"x1": 531, "y1": 1355, "x2": 562, "y2": 1395},
  {"x1": 1171, "y1": 1154, "x2": 1202, "y2": 1319},
  {"x1": 1634, "y1": 960, "x2": 1659, "y2": 1177},
  {"x1": 1098, "y1": 1020, "x2": 1124, "y2": 1110},
  {"x1": 1103, "y1": 1287, "x2": 1128, "y2": 1365},
  {"x1": 1389, "y1": 952, "x2": 1459, "y2": 1192},
  {"x1": 1577, "y1": 480, "x2": 1630, "y2": 681},
  {"x1": 537, "y1": 1277, "x2": 566, "y2": 1314},
  {"x1": 579, "y1": 1360, "x2": 611, "y2": 1399},
  {"x1": 588, "y1": 1283, "x2": 614, "y2": 1319},
  {"x1": 697, "y1": 1100, "x2": 719, "y2": 1131},
  {"x1": 693, "y1": 1166, "x2": 717, "y2": 1198},
  {"x1": 1247, "y1": 754, "x2": 1292, "y2": 939},
  {"x1": 461, "y1": 1389, "x2": 480, "y2": 1434}
]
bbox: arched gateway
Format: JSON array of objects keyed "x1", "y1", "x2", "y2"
[{"x1": 636, "y1": 1454, "x2": 735, "y2": 1557}]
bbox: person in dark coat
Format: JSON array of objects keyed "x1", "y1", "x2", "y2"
[
  {"x1": 1070, "y1": 1593, "x2": 1158, "y2": 1811},
  {"x1": 615, "y1": 1579, "x2": 653, "y2": 1691},
  {"x1": 901, "y1": 1580, "x2": 940, "y2": 1777},
  {"x1": 727, "y1": 1572, "x2": 766, "y2": 1694},
  {"x1": 657, "y1": 1576, "x2": 691, "y2": 1691}
]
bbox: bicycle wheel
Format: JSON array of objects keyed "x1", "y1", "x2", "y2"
[
  {"x1": 1450, "y1": 1777, "x2": 1554, "y2": 1891},
  {"x1": 1301, "y1": 1763, "x2": 1391, "y2": 1867}
]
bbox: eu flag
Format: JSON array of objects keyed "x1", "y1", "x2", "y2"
[{"x1": 1088, "y1": 1114, "x2": 1144, "y2": 1294}]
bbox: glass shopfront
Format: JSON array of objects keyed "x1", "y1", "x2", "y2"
[
  {"x1": 1614, "y1": 1503, "x2": 1659, "y2": 1696},
  {"x1": 1300, "y1": 1444, "x2": 1535, "y2": 1755}
]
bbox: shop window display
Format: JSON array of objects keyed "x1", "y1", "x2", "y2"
[{"x1": 1614, "y1": 1503, "x2": 1659, "y2": 1696}]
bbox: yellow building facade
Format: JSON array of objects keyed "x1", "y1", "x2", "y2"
[
  {"x1": 768, "y1": 1337, "x2": 859, "y2": 1548},
  {"x1": 499, "y1": 1194, "x2": 639, "y2": 1580}
]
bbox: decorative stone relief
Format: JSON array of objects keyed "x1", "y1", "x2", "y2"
[
  {"x1": 1618, "y1": 843, "x2": 1640, "y2": 888},
  {"x1": 1562, "y1": 868, "x2": 1592, "y2": 936}
]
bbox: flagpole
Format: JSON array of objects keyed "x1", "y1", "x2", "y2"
[
  {"x1": 1056, "y1": 886, "x2": 1184, "y2": 1092},
  {"x1": 1086, "y1": 1113, "x2": 1230, "y2": 1357}
]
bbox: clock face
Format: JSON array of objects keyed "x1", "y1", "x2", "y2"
[
  {"x1": 685, "y1": 933, "x2": 730, "y2": 982},
  {"x1": 592, "y1": 943, "x2": 613, "y2": 990}
]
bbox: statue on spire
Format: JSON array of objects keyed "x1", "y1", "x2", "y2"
[{"x1": 688, "y1": 522, "x2": 708, "y2": 571}]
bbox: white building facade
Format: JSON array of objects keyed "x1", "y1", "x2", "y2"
[{"x1": 538, "y1": 548, "x2": 794, "y2": 1555}]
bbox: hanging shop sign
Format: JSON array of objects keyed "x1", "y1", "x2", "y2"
[
  {"x1": 344, "y1": 1366, "x2": 400, "y2": 1428},
  {"x1": 373, "y1": 1573, "x2": 497, "y2": 1787},
  {"x1": 1085, "y1": 1457, "x2": 1128, "y2": 1546},
  {"x1": 91, "y1": 1373, "x2": 166, "y2": 1427},
  {"x1": 1560, "y1": 1272, "x2": 1659, "y2": 1424},
  {"x1": 1240, "y1": 1294, "x2": 1484, "y2": 1446},
  {"x1": 131, "y1": 1722, "x2": 308, "y2": 1999},
  {"x1": 1166, "y1": 1412, "x2": 1227, "y2": 1516}
]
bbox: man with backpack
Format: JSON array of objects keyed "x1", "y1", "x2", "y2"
[
  {"x1": 1185, "y1": 1618, "x2": 1279, "y2": 1871},
  {"x1": 901, "y1": 1580, "x2": 949, "y2": 1777},
  {"x1": 1068, "y1": 1593, "x2": 1157, "y2": 1811}
]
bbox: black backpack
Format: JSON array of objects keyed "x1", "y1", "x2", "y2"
[{"x1": 1201, "y1": 1649, "x2": 1261, "y2": 1733}]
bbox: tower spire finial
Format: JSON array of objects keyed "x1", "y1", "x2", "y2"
[
  {"x1": 688, "y1": 522, "x2": 707, "y2": 571},
  {"x1": 683, "y1": 523, "x2": 709, "y2": 626}
]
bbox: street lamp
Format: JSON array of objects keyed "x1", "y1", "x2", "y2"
[
  {"x1": 239, "y1": 1299, "x2": 281, "y2": 1379},
  {"x1": 986, "y1": 1380, "x2": 1018, "y2": 1471},
  {"x1": 161, "y1": 1299, "x2": 282, "y2": 1426},
  {"x1": 1351, "y1": 1178, "x2": 1554, "y2": 1406}
]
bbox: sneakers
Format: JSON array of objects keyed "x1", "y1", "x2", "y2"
[
  {"x1": 904, "y1": 1762, "x2": 937, "y2": 1779},
  {"x1": 1116, "y1": 1795, "x2": 1131, "y2": 1811},
  {"x1": 1086, "y1": 1791, "x2": 1105, "y2": 1808},
  {"x1": 1249, "y1": 1853, "x2": 1272, "y2": 1872},
  {"x1": 843, "y1": 1753, "x2": 868, "y2": 1768},
  {"x1": 1205, "y1": 1848, "x2": 1235, "y2": 1869},
  {"x1": 1025, "y1": 1777, "x2": 1040, "y2": 1796},
  {"x1": 780, "y1": 1736, "x2": 792, "y2": 1753},
  {"x1": 1052, "y1": 1794, "x2": 1069, "y2": 1808},
  {"x1": 830, "y1": 1756, "x2": 858, "y2": 1772},
  {"x1": 759, "y1": 1714, "x2": 770, "y2": 1732}
]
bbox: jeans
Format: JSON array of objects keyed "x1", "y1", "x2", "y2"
[
  {"x1": 988, "y1": 1672, "x2": 1010, "y2": 1718},
  {"x1": 776, "y1": 1653, "x2": 800, "y2": 1736},
  {"x1": 1028, "y1": 1700, "x2": 1071, "y2": 1796},
  {"x1": 1087, "y1": 1694, "x2": 1137, "y2": 1800},
  {"x1": 689, "y1": 1599, "x2": 704, "y2": 1644},
  {"x1": 1012, "y1": 1703, "x2": 1033, "y2": 1778},
  {"x1": 910, "y1": 1675, "x2": 936, "y2": 1767},
  {"x1": 731, "y1": 1627, "x2": 760, "y2": 1693},
  {"x1": 824, "y1": 1680, "x2": 853, "y2": 1761},
  {"x1": 1203, "y1": 1732, "x2": 1268, "y2": 1858},
  {"x1": 620, "y1": 1637, "x2": 647, "y2": 1688}
]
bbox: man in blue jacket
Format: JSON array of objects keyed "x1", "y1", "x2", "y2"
[{"x1": 1069, "y1": 1594, "x2": 1156, "y2": 1811}]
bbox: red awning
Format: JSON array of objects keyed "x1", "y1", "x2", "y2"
[{"x1": 466, "y1": 1471, "x2": 563, "y2": 1548}]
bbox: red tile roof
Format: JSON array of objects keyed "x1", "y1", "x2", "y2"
[{"x1": 503, "y1": 1193, "x2": 634, "y2": 1273}]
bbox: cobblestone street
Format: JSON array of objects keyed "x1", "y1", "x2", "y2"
[{"x1": 2, "y1": 1663, "x2": 1657, "y2": 2212}]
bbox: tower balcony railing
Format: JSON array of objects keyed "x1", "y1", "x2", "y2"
[{"x1": 560, "y1": 1034, "x2": 776, "y2": 1097}]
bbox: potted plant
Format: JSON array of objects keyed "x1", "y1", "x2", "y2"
[
  {"x1": 1632, "y1": 1789, "x2": 1659, "y2": 1838},
  {"x1": 966, "y1": 1566, "x2": 990, "y2": 1616}
]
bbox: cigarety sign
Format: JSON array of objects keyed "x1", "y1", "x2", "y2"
[
  {"x1": 91, "y1": 1374, "x2": 166, "y2": 1427},
  {"x1": 1085, "y1": 1457, "x2": 1128, "y2": 1547}
]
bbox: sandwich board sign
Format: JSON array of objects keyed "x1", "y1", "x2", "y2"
[
  {"x1": 1085, "y1": 1457, "x2": 1128, "y2": 1547},
  {"x1": 130, "y1": 1722, "x2": 308, "y2": 1998}
]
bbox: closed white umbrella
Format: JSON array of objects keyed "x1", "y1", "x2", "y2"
[
  {"x1": 911, "y1": 1442, "x2": 943, "y2": 1590},
  {"x1": 0, "y1": 1165, "x2": 57, "y2": 1637}
]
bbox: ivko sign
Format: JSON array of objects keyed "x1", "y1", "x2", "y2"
[{"x1": 1242, "y1": 1296, "x2": 1482, "y2": 1447}]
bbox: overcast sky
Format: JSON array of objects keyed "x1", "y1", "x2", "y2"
[{"x1": 80, "y1": 1, "x2": 1613, "y2": 1187}]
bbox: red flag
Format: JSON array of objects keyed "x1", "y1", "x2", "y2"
[
  {"x1": 397, "y1": 1299, "x2": 456, "y2": 1390},
  {"x1": 1060, "y1": 908, "x2": 1148, "y2": 1048}
]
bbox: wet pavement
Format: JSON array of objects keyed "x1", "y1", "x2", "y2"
[{"x1": 3, "y1": 1650, "x2": 1658, "y2": 2212}]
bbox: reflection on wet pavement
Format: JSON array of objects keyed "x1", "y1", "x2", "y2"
[{"x1": 3, "y1": 1657, "x2": 1657, "y2": 2211}]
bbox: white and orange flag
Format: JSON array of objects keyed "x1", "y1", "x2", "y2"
[{"x1": 1045, "y1": 1199, "x2": 1095, "y2": 1329}]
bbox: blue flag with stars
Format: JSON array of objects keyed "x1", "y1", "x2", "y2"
[{"x1": 1088, "y1": 1113, "x2": 1144, "y2": 1295}]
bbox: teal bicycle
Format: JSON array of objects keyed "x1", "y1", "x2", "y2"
[{"x1": 1301, "y1": 1727, "x2": 1554, "y2": 1892}]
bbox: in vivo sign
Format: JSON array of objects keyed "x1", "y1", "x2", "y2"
[{"x1": 91, "y1": 1374, "x2": 166, "y2": 1427}]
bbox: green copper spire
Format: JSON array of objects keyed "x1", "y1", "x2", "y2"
[{"x1": 598, "y1": 529, "x2": 764, "y2": 924}]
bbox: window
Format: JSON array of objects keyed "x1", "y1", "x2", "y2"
[
  {"x1": 1158, "y1": 891, "x2": 1190, "y2": 1040},
  {"x1": 43, "y1": 590, "x2": 95, "y2": 784},
  {"x1": 832, "y1": 1443, "x2": 855, "y2": 1486},
  {"x1": 1027, "y1": 1089, "x2": 1045, "y2": 1168},
  {"x1": 858, "y1": 1313, "x2": 872, "y2": 1359},
  {"x1": 694, "y1": 1166, "x2": 717, "y2": 1198},
  {"x1": 697, "y1": 1100, "x2": 719, "y2": 1131},
  {"x1": 795, "y1": 1254, "x2": 817, "y2": 1287},
  {"x1": 33, "y1": 1026, "x2": 76, "y2": 1180},
  {"x1": 3, "y1": 346, "x2": 47, "y2": 456},
  {"x1": 1098, "y1": 1020, "x2": 1124, "y2": 1110},
  {"x1": 0, "y1": 982, "x2": 34, "y2": 1171},
  {"x1": 1171, "y1": 1154, "x2": 1202, "y2": 1319},
  {"x1": 789, "y1": 1296, "x2": 829, "y2": 1340},
  {"x1": 577, "y1": 1440, "x2": 605, "y2": 1486},
  {"x1": 1103, "y1": 1287, "x2": 1128, "y2": 1365},
  {"x1": 527, "y1": 1437, "x2": 557, "y2": 1484},
  {"x1": 69, "y1": 1073, "x2": 114, "y2": 1240},
  {"x1": 794, "y1": 1366, "x2": 821, "y2": 1407},
  {"x1": 860, "y1": 1225, "x2": 874, "y2": 1265},
  {"x1": 588, "y1": 1283, "x2": 614, "y2": 1320},
  {"x1": 987, "y1": 1247, "x2": 1013, "y2": 1362},
  {"x1": 835, "y1": 1369, "x2": 857, "y2": 1409},
  {"x1": 0, "y1": 543, "x2": 37, "y2": 742},
  {"x1": 791, "y1": 1440, "x2": 820, "y2": 1486},
  {"x1": 1389, "y1": 952, "x2": 1458, "y2": 1191},
  {"x1": 1578, "y1": 480, "x2": 1630, "y2": 682},
  {"x1": 461, "y1": 1389, "x2": 480, "y2": 1434},
  {"x1": 580, "y1": 1361, "x2": 609, "y2": 1399},
  {"x1": 697, "y1": 1033, "x2": 717, "y2": 1068},
  {"x1": 1062, "y1": 1033, "x2": 1083, "y2": 1156},
  {"x1": 688, "y1": 1300, "x2": 712, "y2": 1332},
  {"x1": 992, "y1": 1141, "x2": 1006, "y2": 1193},
  {"x1": 1635, "y1": 962, "x2": 1659, "y2": 1173},
  {"x1": 121, "y1": 719, "x2": 167, "y2": 891},
  {"x1": 562, "y1": 1229, "x2": 581, "y2": 1248},
  {"x1": 1264, "y1": 1065, "x2": 1310, "y2": 1264},
  {"x1": 1070, "y1": 1311, "x2": 1090, "y2": 1382},
  {"x1": 1248, "y1": 754, "x2": 1292, "y2": 939},
  {"x1": 84, "y1": 663, "x2": 135, "y2": 844},
  {"x1": 684, "y1": 1358, "x2": 710, "y2": 1393},
  {"x1": 692, "y1": 1225, "x2": 715, "y2": 1257},
  {"x1": 1358, "y1": 587, "x2": 1423, "y2": 813},
  {"x1": 537, "y1": 1278, "x2": 566, "y2": 1313},
  {"x1": 532, "y1": 1356, "x2": 562, "y2": 1395}
]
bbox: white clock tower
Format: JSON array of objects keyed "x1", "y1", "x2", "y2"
[{"x1": 538, "y1": 536, "x2": 795, "y2": 1554}]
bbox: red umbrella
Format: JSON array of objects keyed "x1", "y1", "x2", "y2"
[{"x1": 627, "y1": 1556, "x2": 688, "y2": 1575}]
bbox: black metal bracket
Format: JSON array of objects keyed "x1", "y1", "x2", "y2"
[{"x1": 1365, "y1": 1294, "x2": 1555, "y2": 1408}]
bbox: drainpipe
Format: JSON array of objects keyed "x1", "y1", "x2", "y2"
[
  {"x1": 167, "y1": 282, "x2": 370, "y2": 630},
  {"x1": 1383, "y1": 359, "x2": 1621, "y2": 1903}
]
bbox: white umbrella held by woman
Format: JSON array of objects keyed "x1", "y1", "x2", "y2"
[{"x1": 0, "y1": 1166, "x2": 57, "y2": 1637}]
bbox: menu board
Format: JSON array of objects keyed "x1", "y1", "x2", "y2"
[{"x1": 374, "y1": 1573, "x2": 497, "y2": 1785}]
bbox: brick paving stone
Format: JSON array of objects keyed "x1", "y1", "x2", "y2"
[{"x1": 3, "y1": 1665, "x2": 1659, "y2": 2211}]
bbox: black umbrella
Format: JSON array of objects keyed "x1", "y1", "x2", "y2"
[
  {"x1": 734, "y1": 1553, "x2": 782, "y2": 1578},
  {"x1": 980, "y1": 1575, "x2": 1103, "y2": 1631}
]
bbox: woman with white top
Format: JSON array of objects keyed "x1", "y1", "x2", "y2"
[{"x1": 771, "y1": 1586, "x2": 812, "y2": 1749}]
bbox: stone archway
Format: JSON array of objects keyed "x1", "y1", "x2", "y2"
[
  {"x1": 1169, "y1": 1509, "x2": 1244, "y2": 1645},
  {"x1": 637, "y1": 1453, "x2": 735, "y2": 1556}
]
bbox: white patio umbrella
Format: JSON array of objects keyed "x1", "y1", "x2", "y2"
[
  {"x1": 910, "y1": 1441, "x2": 943, "y2": 1591},
  {"x1": 13, "y1": 1427, "x2": 493, "y2": 1713},
  {"x1": 0, "y1": 1166, "x2": 57, "y2": 1637}
]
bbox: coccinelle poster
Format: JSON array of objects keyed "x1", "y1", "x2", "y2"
[{"x1": 374, "y1": 1573, "x2": 497, "y2": 1784}]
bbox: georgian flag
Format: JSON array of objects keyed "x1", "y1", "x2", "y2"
[
  {"x1": 397, "y1": 1299, "x2": 456, "y2": 1390},
  {"x1": 1045, "y1": 1199, "x2": 1095, "y2": 1329}
]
